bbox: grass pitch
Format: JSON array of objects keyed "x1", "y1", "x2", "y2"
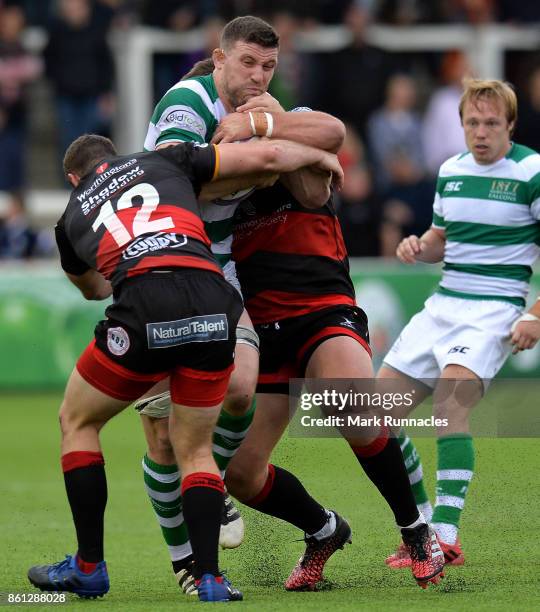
[{"x1": 1, "y1": 392, "x2": 539, "y2": 611}]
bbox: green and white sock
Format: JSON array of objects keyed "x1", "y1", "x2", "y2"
[
  {"x1": 431, "y1": 433, "x2": 475, "y2": 544},
  {"x1": 213, "y1": 399, "x2": 256, "y2": 476},
  {"x1": 398, "y1": 428, "x2": 433, "y2": 523},
  {"x1": 142, "y1": 454, "x2": 192, "y2": 562}
]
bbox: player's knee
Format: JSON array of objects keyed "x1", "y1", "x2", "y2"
[
  {"x1": 145, "y1": 421, "x2": 175, "y2": 464},
  {"x1": 223, "y1": 376, "x2": 255, "y2": 417},
  {"x1": 58, "y1": 402, "x2": 102, "y2": 437}
]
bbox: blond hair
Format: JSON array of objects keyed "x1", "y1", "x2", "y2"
[{"x1": 459, "y1": 78, "x2": 518, "y2": 131}]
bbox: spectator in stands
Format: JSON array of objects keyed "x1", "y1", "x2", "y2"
[
  {"x1": 0, "y1": 191, "x2": 54, "y2": 258},
  {"x1": 367, "y1": 73, "x2": 426, "y2": 193},
  {"x1": 367, "y1": 73, "x2": 434, "y2": 255},
  {"x1": 336, "y1": 124, "x2": 382, "y2": 257},
  {"x1": 0, "y1": 4, "x2": 42, "y2": 191},
  {"x1": 141, "y1": 2, "x2": 222, "y2": 101},
  {"x1": 422, "y1": 49, "x2": 470, "y2": 175},
  {"x1": 44, "y1": 0, "x2": 115, "y2": 159},
  {"x1": 513, "y1": 66, "x2": 540, "y2": 153},
  {"x1": 375, "y1": 0, "x2": 444, "y2": 24},
  {"x1": 268, "y1": 12, "x2": 303, "y2": 110},
  {"x1": 140, "y1": 0, "x2": 201, "y2": 31},
  {"x1": 303, "y1": 2, "x2": 398, "y2": 139},
  {"x1": 498, "y1": 0, "x2": 540, "y2": 23}
]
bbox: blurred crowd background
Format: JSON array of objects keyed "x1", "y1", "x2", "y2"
[{"x1": 1, "y1": 0, "x2": 539, "y2": 260}]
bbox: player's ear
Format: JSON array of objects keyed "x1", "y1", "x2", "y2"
[
  {"x1": 67, "y1": 173, "x2": 81, "y2": 188},
  {"x1": 212, "y1": 47, "x2": 225, "y2": 68}
]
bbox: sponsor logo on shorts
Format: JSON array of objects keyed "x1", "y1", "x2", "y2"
[
  {"x1": 162, "y1": 106, "x2": 206, "y2": 138},
  {"x1": 107, "y1": 326, "x2": 130, "y2": 356},
  {"x1": 123, "y1": 232, "x2": 187, "y2": 260},
  {"x1": 147, "y1": 314, "x2": 229, "y2": 349}
]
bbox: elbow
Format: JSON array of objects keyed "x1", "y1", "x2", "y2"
[
  {"x1": 330, "y1": 119, "x2": 346, "y2": 153},
  {"x1": 317, "y1": 115, "x2": 346, "y2": 153},
  {"x1": 81, "y1": 286, "x2": 110, "y2": 301},
  {"x1": 300, "y1": 184, "x2": 331, "y2": 209},
  {"x1": 80, "y1": 287, "x2": 99, "y2": 300}
]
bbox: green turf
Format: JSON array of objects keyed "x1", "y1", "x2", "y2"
[{"x1": 1, "y1": 392, "x2": 539, "y2": 610}]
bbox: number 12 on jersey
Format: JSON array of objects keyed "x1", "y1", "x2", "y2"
[{"x1": 92, "y1": 183, "x2": 174, "y2": 247}]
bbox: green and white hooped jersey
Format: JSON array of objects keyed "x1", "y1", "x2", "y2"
[
  {"x1": 433, "y1": 143, "x2": 540, "y2": 308},
  {"x1": 144, "y1": 73, "x2": 247, "y2": 267}
]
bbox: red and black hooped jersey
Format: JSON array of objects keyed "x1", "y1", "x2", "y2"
[
  {"x1": 56, "y1": 143, "x2": 220, "y2": 286},
  {"x1": 232, "y1": 182, "x2": 356, "y2": 324}
]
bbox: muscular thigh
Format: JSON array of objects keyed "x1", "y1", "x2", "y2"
[{"x1": 61, "y1": 367, "x2": 129, "y2": 428}]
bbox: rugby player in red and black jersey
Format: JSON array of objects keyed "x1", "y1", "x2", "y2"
[
  {"x1": 27, "y1": 133, "x2": 344, "y2": 602},
  {"x1": 220, "y1": 111, "x2": 446, "y2": 589}
]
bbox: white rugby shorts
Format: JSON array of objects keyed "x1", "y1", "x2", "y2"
[{"x1": 383, "y1": 293, "x2": 521, "y2": 386}]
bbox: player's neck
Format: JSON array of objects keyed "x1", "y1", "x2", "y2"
[{"x1": 213, "y1": 72, "x2": 235, "y2": 113}]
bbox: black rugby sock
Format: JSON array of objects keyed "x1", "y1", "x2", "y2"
[
  {"x1": 350, "y1": 428, "x2": 420, "y2": 526},
  {"x1": 62, "y1": 452, "x2": 107, "y2": 564},
  {"x1": 244, "y1": 464, "x2": 328, "y2": 534},
  {"x1": 181, "y1": 473, "x2": 224, "y2": 579}
]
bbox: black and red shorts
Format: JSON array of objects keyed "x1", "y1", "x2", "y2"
[
  {"x1": 255, "y1": 304, "x2": 371, "y2": 395},
  {"x1": 77, "y1": 269, "x2": 243, "y2": 407}
]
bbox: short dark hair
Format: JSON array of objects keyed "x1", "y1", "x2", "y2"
[
  {"x1": 63, "y1": 134, "x2": 117, "y2": 178},
  {"x1": 220, "y1": 15, "x2": 279, "y2": 51},
  {"x1": 181, "y1": 57, "x2": 215, "y2": 80}
]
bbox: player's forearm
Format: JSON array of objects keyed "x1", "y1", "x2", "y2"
[
  {"x1": 265, "y1": 140, "x2": 328, "y2": 174},
  {"x1": 416, "y1": 228, "x2": 446, "y2": 263},
  {"x1": 199, "y1": 173, "x2": 275, "y2": 202},
  {"x1": 269, "y1": 112, "x2": 346, "y2": 153},
  {"x1": 279, "y1": 168, "x2": 331, "y2": 209},
  {"x1": 67, "y1": 270, "x2": 112, "y2": 300},
  {"x1": 526, "y1": 298, "x2": 540, "y2": 319}
]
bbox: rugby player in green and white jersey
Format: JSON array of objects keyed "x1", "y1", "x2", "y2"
[
  {"x1": 134, "y1": 15, "x2": 347, "y2": 595},
  {"x1": 379, "y1": 79, "x2": 540, "y2": 568}
]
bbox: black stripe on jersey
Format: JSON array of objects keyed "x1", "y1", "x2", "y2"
[{"x1": 236, "y1": 251, "x2": 354, "y2": 300}]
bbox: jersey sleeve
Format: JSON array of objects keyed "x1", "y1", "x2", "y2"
[
  {"x1": 432, "y1": 175, "x2": 446, "y2": 230},
  {"x1": 159, "y1": 142, "x2": 218, "y2": 194},
  {"x1": 55, "y1": 216, "x2": 91, "y2": 275},
  {"x1": 529, "y1": 170, "x2": 540, "y2": 221},
  {"x1": 144, "y1": 83, "x2": 217, "y2": 150}
]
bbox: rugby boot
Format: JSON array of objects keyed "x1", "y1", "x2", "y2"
[
  {"x1": 219, "y1": 493, "x2": 244, "y2": 549},
  {"x1": 176, "y1": 560, "x2": 198, "y2": 596},
  {"x1": 28, "y1": 554, "x2": 109, "y2": 598},
  {"x1": 385, "y1": 540, "x2": 412, "y2": 568},
  {"x1": 196, "y1": 573, "x2": 243, "y2": 602},
  {"x1": 439, "y1": 537, "x2": 465, "y2": 566},
  {"x1": 386, "y1": 535, "x2": 464, "y2": 568},
  {"x1": 285, "y1": 511, "x2": 352, "y2": 591},
  {"x1": 401, "y1": 524, "x2": 445, "y2": 588}
]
